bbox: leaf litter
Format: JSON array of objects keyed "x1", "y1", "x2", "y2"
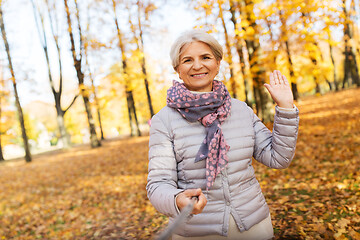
[{"x1": 0, "y1": 88, "x2": 359, "y2": 239}]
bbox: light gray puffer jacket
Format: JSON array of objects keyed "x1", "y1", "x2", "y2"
[{"x1": 146, "y1": 99, "x2": 299, "y2": 237}]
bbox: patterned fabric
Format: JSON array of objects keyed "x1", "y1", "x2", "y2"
[{"x1": 167, "y1": 80, "x2": 232, "y2": 190}]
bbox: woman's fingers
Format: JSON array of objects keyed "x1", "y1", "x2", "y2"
[
  {"x1": 278, "y1": 71, "x2": 287, "y2": 85},
  {"x1": 184, "y1": 188, "x2": 201, "y2": 198},
  {"x1": 176, "y1": 190, "x2": 195, "y2": 211},
  {"x1": 276, "y1": 71, "x2": 281, "y2": 85},
  {"x1": 271, "y1": 70, "x2": 289, "y2": 86},
  {"x1": 269, "y1": 72, "x2": 275, "y2": 85},
  {"x1": 282, "y1": 74, "x2": 289, "y2": 85},
  {"x1": 265, "y1": 70, "x2": 294, "y2": 108},
  {"x1": 192, "y1": 191, "x2": 207, "y2": 214},
  {"x1": 275, "y1": 70, "x2": 284, "y2": 85},
  {"x1": 176, "y1": 188, "x2": 207, "y2": 215}
]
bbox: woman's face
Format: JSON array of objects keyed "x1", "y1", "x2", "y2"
[{"x1": 176, "y1": 41, "x2": 220, "y2": 92}]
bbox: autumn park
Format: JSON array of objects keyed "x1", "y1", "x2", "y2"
[{"x1": 0, "y1": 0, "x2": 360, "y2": 239}]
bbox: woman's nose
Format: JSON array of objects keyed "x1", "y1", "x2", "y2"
[{"x1": 192, "y1": 59, "x2": 203, "y2": 69}]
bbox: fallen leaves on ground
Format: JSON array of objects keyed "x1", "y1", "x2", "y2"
[
  {"x1": 0, "y1": 137, "x2": 164, "y2": 240},
  {"x1": 0, "y1": 88, "x2": 359, "y2": 239},
  {"x1": 258, "y1": 88, "x2": 360, "y2": 239}
]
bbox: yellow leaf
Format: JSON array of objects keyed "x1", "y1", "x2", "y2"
[
  {"x1": 241, "y1": 20, "x2": 250, "y2": 28},
  {"x1": 349, "y1": 229, "x2": 360, "y2": 239},
  {"x1": 337, "y1": 218, "x2": 350, "y2": 228},
  {"x1": 246, "y1": 27, "x2": 255, "y2": 36}
]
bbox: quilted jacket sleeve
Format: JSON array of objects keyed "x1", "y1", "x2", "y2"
[
  {"x1": 252, "y1": 105, "x2": 299, "y2": 168},
  {"x1": 146, "y1": 114, "x2": 183, "y2": 218}
]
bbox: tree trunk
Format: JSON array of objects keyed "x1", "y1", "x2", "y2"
[
  {"x1": 300, "y1": 10, "x2": 322, "y2": 94},
  {"x1": 64, "y1": 0, "x2": 100, "y2": 148},
  {"x1": 343, "y1": 37, "x2": 351, "y2": 88},
  {"x1": 258, "y1": 78, "x2": 273, "y2": 123},
  {"x1": 140, "y1": 55, "x2": 154, "y2": 119},
  {"x1": 342, "y1": 0, "x2": 360, "y2": 88},
  {"x1": 129, "y1": 91, "x2": 141, "y2": 136},
  {"x1": 242, "y1": 0, "x2": 272, "y2": 122},
  {"x1": 92, "y1": 83, "x2": 105, "y2": 140},
  {"x1": 229, "y1": 0, "x2": 249, "y2": 105},
  {"x1": 350, "y1": 53, "x2": 360, "y2": 87},
  {"x1": 326, "y1": 80, "x2": 333, "y2": 91},
  {"x1": 0, "y1": 142, "x2": 4, "y2": 161},
  {"x1": 0, "y1": 5, "x2": 32, "y2": 162},
  {"x1": 349, "y1": 0, "x2": 360, "y2": 87},
  {"x1": 82, "y1": 6, "x2": 105, "y2": 140},
  {"x1": 125, "y1": 90, "x2": 141, "y2": 136},
  {"x1": 51, "y1": 18, "x2": 74, "y2": 147},
  {"x1": 218, "y1": 0, "x2": 237, "y2": 98},
  {"x1": 284, "y1": 40, "x2": 299, "y2": 100},
  {"x1": 31, "y1": 0, "x2": 73, "y2": 148},
  {"x1": 56, "y1": 113, "x2": 70, "y2": 148},
  {"x1": 54, "y1": 100, "x2": 71, "y2": 148},
  {"x1": 84, "y1": 45, "x2": 105, "y2": 140},
  {"x1": 125, "y1": 91, "x2": 134, "y2": 136},
  {"x1": 0, "y1": 93, "x2": 4, "y2": 161},
  {"x1": 112, "y1": 0, "x2": 141, "y2": 136},
  {"x1": 136, "y1": 1, "x2": 154, "y2": 117},
  {"x1": 143, "y1": 70, "x2": 154, "y2": 117},
  {"x1": 253, "y1": 83, "x2": 259, "y2": 115},
  {"x1": 96, "y1": 104, "x2": 104, "y2": 140},
  {"x1": 279, "y1": 8, "x2": 299, "y2": 101},
  {"x1": 313, "y1": 41, "x2": 333, "y2": 92},
  {"x1": 14, "y1": 85, "x2": 31, "y2": 161},
  {"x1": 328, "y1": 31, "x2": 338, "y2": 91},
  {"x1": 313, "y1": 73, "x2": 321, "y2": 94},
  {"x1": 82, "y1": 94, "x2": 100, "y2": 146}
]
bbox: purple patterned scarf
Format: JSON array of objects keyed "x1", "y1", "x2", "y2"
[{"x1": 167, "y1": 80, "x2": 232, "y2": 190}]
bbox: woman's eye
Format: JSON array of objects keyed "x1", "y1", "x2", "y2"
[
  {"x1": 183, "y1": 59, "x2": 191, "y2": 63},
  {"x1": 203, "y1": 56, "x2": 210, "y2": 59}
]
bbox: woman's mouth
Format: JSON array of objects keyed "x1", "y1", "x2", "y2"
[{"x1": 191, "y1": 73, "x2": 207, "y2": 78}]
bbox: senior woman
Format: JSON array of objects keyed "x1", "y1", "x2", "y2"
[{"x1": 146, "y1": 30, "x2": 299, "y2": 240}]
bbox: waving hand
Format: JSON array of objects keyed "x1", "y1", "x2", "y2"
[{"x1": 264, "y1": 70, "x2": 294, "y2": 109}]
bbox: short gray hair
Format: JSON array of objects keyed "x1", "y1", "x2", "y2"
[{"x1": 170, "y1": 29, "x2": 223, "y2": 70}]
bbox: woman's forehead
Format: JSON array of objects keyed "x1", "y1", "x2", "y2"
[{"x1": 179, "y1": 41, "x2": 213, "y2": 57}]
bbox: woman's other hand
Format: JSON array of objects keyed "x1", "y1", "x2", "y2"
[
  {"x1": 264, "y1": 70, "x2": 294, "y2": 109},
  {"x1": 176, "y1": 188, "x2": 207, "y2": 215}
]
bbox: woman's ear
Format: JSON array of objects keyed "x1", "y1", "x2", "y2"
[
  {"x1": 175, "y1": 67, "x2": 182, "y2": 79},
  {"x1": 216, "y1": 61, "x2": 221, "y2": 74}
]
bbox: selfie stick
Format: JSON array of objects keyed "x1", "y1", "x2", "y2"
[{"x1": 156, "y1": 198, "x2": 197, "y2": 240}]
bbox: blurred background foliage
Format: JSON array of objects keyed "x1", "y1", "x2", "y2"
[{"x1": 0, "y1": 0, "x2": 359, "y2": 161}]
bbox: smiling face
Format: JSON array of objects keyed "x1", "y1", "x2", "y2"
[{"x1": 176, "y1": 41, "x2": 220, "y2": 92}]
